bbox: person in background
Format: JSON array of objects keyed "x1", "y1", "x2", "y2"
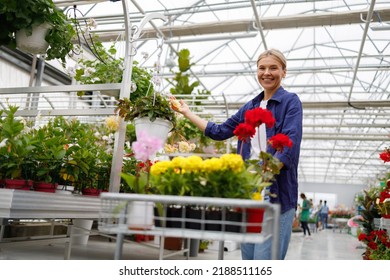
[
  {"x1": 299, "y1": 193, "x2": 311, "y2": 238},
  {"x1": 316, "y1": 200, "x2": 323, "y2": 230},
  {"x1": 320, "y1": 200, "x2": 329, "y2": 229},
  {"x1": 170, "y1": 48, "x2": 303, "y2": 260}
]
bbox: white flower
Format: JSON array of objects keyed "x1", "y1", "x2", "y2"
[
  {"x1": 83, "y1": 27, "x2": 90, "y2": 37},
  {"x1": 87, "y1": 18, "x2": 98, "y2": 29},
  {"x1": 105, "y1": 116, "x2": 120, "y2": 132},
  {"x1": 130, "y1": 82, "x2": 137, "y2": 93},
  {"x1": 84, "y1": 67, "x2": 95, "y2": 77},
  {"x1": 125, "y1": 141, "x2": 131, "y2": 149},
  {"x1": 0, "y1": 138, "x2": 8, "y2": 148},
  {"x1": 67, "y1": 66, "x2": 76, "y2": 78},
  {"x1": 178, "y1": 141, "x2": 196, "y2": 153}
]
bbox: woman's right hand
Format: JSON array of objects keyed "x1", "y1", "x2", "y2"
[{"x1": 169, "y1": 96, "x2": 190, "y2": 115}]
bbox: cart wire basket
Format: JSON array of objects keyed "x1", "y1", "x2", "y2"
[{"x1": 99, "y1": 193, "x2": 280, "y2": 259}]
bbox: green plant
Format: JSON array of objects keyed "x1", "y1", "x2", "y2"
[
  {"x1": 166, "y1": 48, "x2": 211, "y2": 100},
  {"x1": 73, "y1": 39, "x2": 152, "y2": 101},
  {"x1": 29, "y1": 129, "x2": 66, "y2": 183},
  {"x1": 0, "y1": 105, "x2": 36, "y2": 180},
  {"x1": 115, "y1": 93, "x2": 177, "y2": 128},
  {"x1": 42, "y1": 116, "x2": 113, "y2": 192},
  {"x1": 355, "y1": 186, "x2": 383, "y2": 235},
  {"x1": 0, "y1": 0, "x2": 76, "y2": 65},
  {"x1": 167, "y1": 49, "x2": 199, "y2": 95},
  {"x1": 199, "y1": 240, "x2": 209, "y2": 252},
  {"x1": 120, "y1": 159, "x2": 156, "y2": 194}
]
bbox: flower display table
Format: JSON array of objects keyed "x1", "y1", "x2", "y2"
[
  {"x1": 0, "y1": 189, "x2": 100, "y2": 259},
  {"x1": 332, "y1": 218, "x2": 349, "y2": 233}
]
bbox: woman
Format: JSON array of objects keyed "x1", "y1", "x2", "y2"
[
  {"x1": 299, "y1": 193, "x2": 312, "y2": 237},
  {"x1": 171, "y1": 49, "x2": 303, "y2": 260}
]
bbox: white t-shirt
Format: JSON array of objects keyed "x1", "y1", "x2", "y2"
[{"x1": 250, "y1": 99, "x2": 268, "y2": 159}]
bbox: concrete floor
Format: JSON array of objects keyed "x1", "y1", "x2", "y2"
[{"x1": 0, "y1": 228, "x2": 365, "y2": 260}]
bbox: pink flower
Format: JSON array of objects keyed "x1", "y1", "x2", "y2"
[{"x1": 132, "y1": 130, "x2": 163, "y2": 162}]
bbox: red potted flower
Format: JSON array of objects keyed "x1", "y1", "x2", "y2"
[{"x1": 233, "y1": 107, "x2": 292, "y2": 233}]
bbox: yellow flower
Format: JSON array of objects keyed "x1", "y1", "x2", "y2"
[
  {"x1": 181, "y1": 155, "x2": 203, "y2": 172},
  {"x1": 252, "y1": 192, "x2": 263, "y2": 200},
  {"x1": 202, "y1": 158, "x2": 223, "y2": 173},
  {"x1": 220, "y1": 154, "x2": 244, "y2": 172},
  {"x1": 105, "y1": 116, "x2": 119, "y2": 132},
  {"x1": 171, "y1": 156, "x2": 186, "y2": 169},
  {"x1": 150, "y1": 161, "x2": 172, "y2": 175}
]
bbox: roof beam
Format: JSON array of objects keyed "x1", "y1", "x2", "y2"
[{"x1": 94, "y1": 7, "x2": 390, "y2": 41}]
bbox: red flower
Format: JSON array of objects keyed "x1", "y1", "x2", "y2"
[
  {"x1": 233, "y1": 123, "x2": 256, "y2": 143},
  {"x1": 368, "y1": 241, "x2": 378, "y2": 250},
  {"x1": 379, "y1": 189, "x2": 390, "y2": 203},
  {"x1": 379, "y1": 148, "x2": 390, "y2": 163},
  {"x1": 268, "y1": 133, "x2": 293, "y2": 152},
  {"x1": 245, "y1": 108, "x2": 275, "y2": 128},
  {"x1": 358, "y1": 233, "x2": 367, "y2": 241}
]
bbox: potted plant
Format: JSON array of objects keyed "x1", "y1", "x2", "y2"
[
  {"x1": 28, "y1": 120, "x2": 67, "y2": 192},
  {"x1": 0, "y1": 105, "x2": 36, "y2": 190},
  {"x1": 0, "y1": 0, "x2": 75, "y2": 65},
  {"x1": 115, "y1": 93, "x2": 177, "y2": 143},
  {"x1": 72, "y1": 39, "x2": 152, "y2": 99}
]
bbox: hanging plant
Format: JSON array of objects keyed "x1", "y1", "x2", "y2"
[{"x1": 0, "y1": 0, "x2": 76, "y2": 65}]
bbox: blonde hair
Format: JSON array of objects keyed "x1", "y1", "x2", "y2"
[{"x1": 257, "y1": 49, "x2": 287, "y2": 70}]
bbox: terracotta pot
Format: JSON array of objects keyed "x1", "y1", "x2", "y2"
[
  {"x1": 81, "y1": 188, "x2": 100, "y2": 196},
  {"x1": 163, "y1": 237, "x2": 182, "y2": 251},
  {"x1": 4, "y1": 179, "x2": 33, "y2": 190},
  {"x1": 33, "y1": 182, "x2": 58, "y2": 193}
]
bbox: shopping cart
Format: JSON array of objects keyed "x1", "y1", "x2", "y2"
[{"x1": 99, "y1": 193, "x2": 280, "y2": 260}]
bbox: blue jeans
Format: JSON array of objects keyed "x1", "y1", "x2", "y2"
[
  {"x1": 320, "y1": 213, "x2": 328, "y2": 229},
  {"x1": 241, "y1": 208, "x2": 295, "y2": 260}
]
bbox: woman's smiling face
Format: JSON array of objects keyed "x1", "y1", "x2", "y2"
[{"x1": 257, "y1": 56, "x2": 286, "y2": 94}]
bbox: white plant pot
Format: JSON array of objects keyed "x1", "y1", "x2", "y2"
[
  {"x1": 15, "y1": 23, "x2": 50, "y2": 54},
  {"x1": 55, "y1": 185, "x2": 74, "y2": 195},
  {"x1": 99, "y1": 89, "x2": 120, "y2": 97},
  {"x1": 134, "y1": 117, "x2": 172, "y2": 144},
  {"x1": 71, "y1": 219, "x2": 93, "y2": 245},
  {"x1": 127, "y1": 201, "x2": 155, "y2": 230}
]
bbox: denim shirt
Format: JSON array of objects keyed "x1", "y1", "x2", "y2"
[{"x1": 204, "y1": 86, "x2": 303, "y2": 214}]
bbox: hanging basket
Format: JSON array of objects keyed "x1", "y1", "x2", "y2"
[
  {"x1": 134, "y1": 117, "x2": 172, "y2": 144},
  {"x1": 15, "y1": 23, "x2": 50, "y2": 54}
]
